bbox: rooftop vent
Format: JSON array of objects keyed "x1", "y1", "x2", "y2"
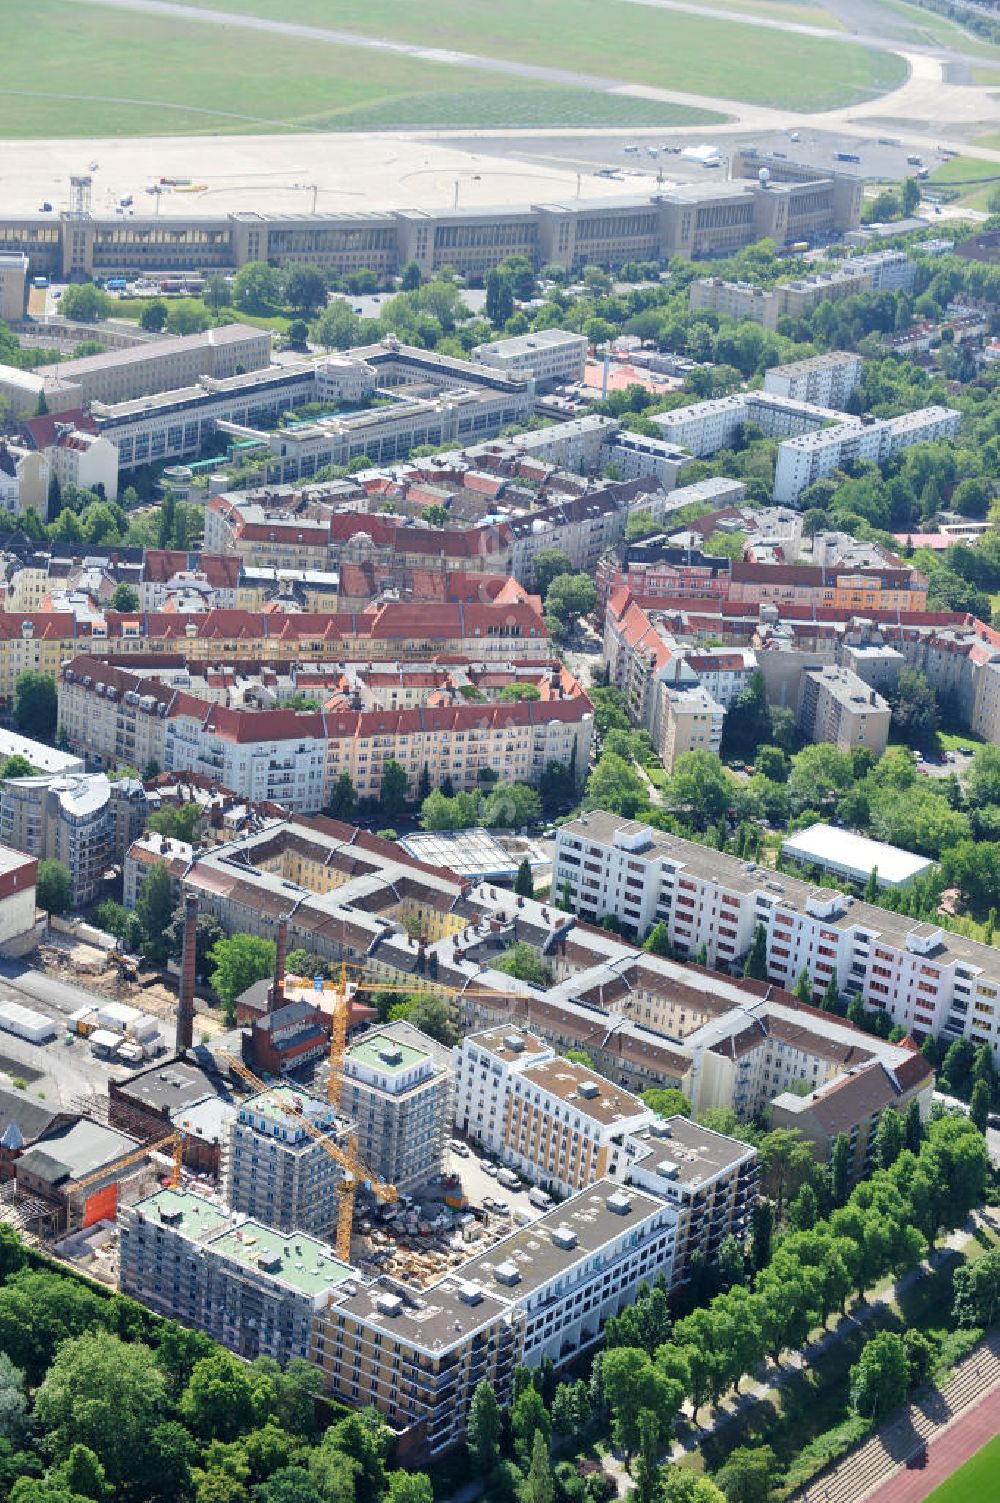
[
  {"x1": 257, "y1": 1250, "x2": 282, "y2": 1273},
  {"x1": 654, "y1": 1161, "x2": 679, "y2": 1182},
  {"x1": 458, "y1": 1281, "x2": 484, "y2": 1305},
  {"x1": 503, "y1": 1033, "x2": 525, "y2": 1052},
  {"x1": 577, "y1": 1080, "x2": 600, "y2": 1100},
  {"x1": 606, "y1": 1192, "x2": 633, "y2": 1216},
  {"x1": 376, "y1": 1292, "x2": 403, "y2": 1317},
  {"x1": 159, "y1": 1206, "x2": 183, "y2": 1227},
  {"x1": 377, "y1": 1044, "x2": 404, "y2": 1067},
  {"x1": 494, "y1": 1260, "x2": 521, "y2": 1287},
  {"x1": 551, "y1": 1224, "x2": 578, "y2": 1250},
  {"x1": 650, "y1": 1121, "x2": 672, "y2": 1139}
]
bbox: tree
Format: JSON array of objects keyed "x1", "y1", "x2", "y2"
[
  {"x1": 109, "y1": 582, "x2": 139, "y2": 613},
  {"x1": 0, "y1": 756, "x2": 34, "y2": 781},
  {"x1": 754, "y1": 745, "x2": 787, "y2": 783},
  {"x1": 286, "y1": 319, "x2": 309, "y2": 351},
  {"x1": 181, "y1": 1351, "x2": 269, "y2": 1442},
  {"x1": 283, "y1": 265, "x2": 327, "y2": 316},
  {"x1": 585, "y1": 753, "x2": 646, "y2": 819},
  {"x1": 720, "y1": 673, "x2": 772, "y2": 763},
  {"x1": 379, "y1": 760, "x2": 409, "y2": 818},
  {"x1": 545, "y1": 572, "x2": 597, "y2": 628},
  {"x1": 232, "y1": 262, "x2": 282, "y2": 314},
  {"x1": 400, "y1": 262, "x2": 422, "y2": 292},
  {"x1": 311, "y1": 302, "x2": 360, "y2": 351},
  {"x1": 758, "y1": 1128, "x2": 816, "y2": 1214},
  {"x1": 14, "y1": 669, "x2": 57, "y2": 741},
  {"x1": 601, "y1": 1348, "x2": 682, "y2": 1460},
  {"x1": 743, "y1": 924, "x2": 768, "y2": 981},
  {"x1": 466, "y1": 1379, "x2": 501, "y2": 1476},
  {"x1": 874, "y1": 1109, "x2": 904, "y2": 1171},
  {"x1": 36, "y1": 859, "x2": 72, "y2": 915},
  {"x1": 821, "y1": 969, "x2": 841, "y2": 1014},
  {"x1": 666, "y1": 751, "x2": 734, "y2": 831},
  {"x1": 326, "y1": 771, "x2": 357, "y2": 821},
  {"x1": 514, "y1": 859, "x2": 534, "y2": 899},
  {"x1": 388, "y1": 994, "x2": 457, "y2": 1046},
  {"x1": 204, "y1": 274, "x2": 230, "y2": 314},
  {"x1": 794, "y1": 967, "x2": 813, "y2": 1006},
  {"x1": 483, "y1": 783, "x2": 541, "y2": 830},
  {"x1": 136, "y1": 861, "x2": 175, "y2": 962},
  {"x1": 642, "y1": 1087, "x2": 691, "y2": 1119},
  {"x1": 208, "y1": 934, "x2": 276, "y2": 1023},
  {"x1": 905, "y1": 1098, "x2": 924, "y2": 1153},
  {"x1": 496, "y1": 942, "x2": 552, "y2": 987},
  {"x1": 715, "y1": 1446, "x2": 775, "y2": 1503},
  {"x1": 54, "y1": 1445, "x2": 110, "y2": 1502},
  {"x1": 970, "y1": 1078, "x2": 991, "y2": 1132},
  {"x1": 0, "y1": 1354, "x2": 27, "y2": 1445},
  {"x1": 644, "y1": 921, "x2": 671, "y2": 958},
  {"x1": 901, "y1": 176, "x2": 921, "y2": 214},
  {"x1": 751, "y1": 1201, "x2": 773, "y2": 1272},
  {"x1": 139, "y1": 299, "x2": 168, "y2": 332},
  {"x1": 849, "y1": 1331, "x2": 910, "y2": 1420},
  {"x1": 532, "y1": 549, "x2": 574, "y2": 597},
  {"x1": 33, "y1": 1331, "x2": 168, "y2": 1491},
  {"x1": 59, "y1": 283, "x2": 113, "y2": 322},
  {"x1": 520, "y1": 1430, "x2": 553, "y2": 1503},
  {"x1": 953, "y1": 1248, "x2": 1000, "y2": 1328},
  {"x1": 890, "y1": 667, "x2": 939, "y2": 756},
  {"x1": 511, "y1": 1385, "x2": 550, "y2": 1466},
  {"x1": 634, "y1": 1410, "x2": 659, "y2": 1503},
  {"x1": 485, "y1": 269, "x2": 514, "y2": 328},
  {"x1": 788, "y1": 1181, "x2": 818, "y2": 1232},
  {"x1": 166, "y1": 304, "x2": 210, "y2": 335},
  {"x1": 830, "y1": 1133, "x2": 851, "y2": 1207},
  {"x1": 660, "y1": 1475, "x2": 726, "y2": 1503}
]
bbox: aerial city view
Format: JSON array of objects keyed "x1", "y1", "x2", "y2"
[{"x1": 3, "y1": 2, "x2": 1000, "y2": 1502}]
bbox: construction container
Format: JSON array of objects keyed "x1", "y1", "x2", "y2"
[{"x1": 0, "y1": 1001, "x2": 56, "y2": 1044}]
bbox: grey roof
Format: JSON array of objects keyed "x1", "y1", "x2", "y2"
[
  {"x1": 114, "y1": 1058, "x2": 224, "y2": 1114},
  {"x1": 27, "y1": 1119, "x2": 137, "y2": 1181},
  {"x1": 0, "y1": 1088, "x2": 61, "y2": 1145}
]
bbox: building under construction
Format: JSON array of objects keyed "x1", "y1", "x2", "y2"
[{"x1": 342, "y1": 1020, "x2": 453, "y2": 1194}]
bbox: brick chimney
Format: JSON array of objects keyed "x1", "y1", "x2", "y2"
[
  {"x1": 270, "y1": 917, "x2": 288, "y2": 1013},
  {"x1": 175, "y1": 893, "x2": 198, "y2": 1054}
]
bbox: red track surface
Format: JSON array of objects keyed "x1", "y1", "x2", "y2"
[{"x1": 865, "y1": 1387, "x2": 1000, "y2": 1503}]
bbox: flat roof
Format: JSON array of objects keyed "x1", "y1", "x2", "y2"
[
  {"x1": 521, "y1": 1057, "x2": 648, "y2": 1128},
  {"x1": 399, "y1": 827, "x2": 546, "y2": 880},
  {"x1": 466, "y1": 1028, "x2": 551, "y2": 1063},
  {"x1": 782, "y1": 823, "x2": 934, "y2": 887},
  {"x1": 347, "y1": 1033, "x2": 429, "y2": 1073},
  {"x1": 630, "y1": 1115, "x2": 756, "y2": 1189},
  {"x1": 117, "y1": 1057, "x2": 224, "y2": 1114},
  {"x1": 0, "y1": 728, "x2": 83, "y2": 774},
  {"x1": 209, "y1": 1219, "x2": 354, "y2": 1297},
  {"x1": 133, "y1": 1186, "x2": 230, "y2": 1241},
  {"x1": 240, "y1": 1084, "x2": 337, "y2": 1130}
]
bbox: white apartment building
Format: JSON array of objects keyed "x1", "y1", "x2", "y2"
[
  {"x1": 471, "y1": 329, "x2": 588, "y2": 389},
  {"x1": 45, "y1": 429, "x2": 119, "y2": 503},
  {"x1": 773, "y1": 406, "x2": 961, "y2": 503},
  {"x1": 553, "y1": 813, "x2": 1000, "y2": 1059},
  {"x1": 763, "y1": 351, "x2": 862, "y2": 410},
  {"x1": 652, "y1": 390, "x2": 841, "y2": 458},
  {"x1": 454, "y1": 1030, "x2": 653, "y2": 1197}
]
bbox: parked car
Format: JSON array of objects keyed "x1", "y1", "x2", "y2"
[{"x1": 482, "y1": 1161, "x2": 499, "y2": 1178}]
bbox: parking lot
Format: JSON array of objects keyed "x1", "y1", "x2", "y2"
[{"x1": 445, "y1": 1139, "x2": 544, "y2": 1225}]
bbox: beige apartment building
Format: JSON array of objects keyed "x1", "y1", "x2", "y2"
[
  {"x1": 797, "y1": 664, "x2": 891, "y2": 755},
  {"x1": 0, "y1": 772, "x2": 112, "y2": 905},
  {"x1": 454, "y1": 1031, "x2": 653, "y2": 1197},
  {"x1": 0, "y1": 254, "x2": 28, "y2": 323}
]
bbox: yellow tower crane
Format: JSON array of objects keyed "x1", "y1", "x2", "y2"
[{"x1": 223, "y1": 1051, "x2": 396, "y2": 1263}]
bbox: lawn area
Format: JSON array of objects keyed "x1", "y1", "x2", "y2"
[
  {"x1": 869, "y1": 0, "x2": 1000, "y2": 59},
  {"x1": 925, "y1": 1434, "x2": 1000, "y2": 1502},
  {"x1": 924, "y1": 156, "x2": 1000, "y2": 213},
  {"x1": 937, "y1": 729, "x2": 985, "y2": 752},
  {"x1": 662, "y1": 0, "x2": 844, "y2": 26},
  {"x1": 0, "y1": 0, "x2": 721, "y2": 138},
  {"x1": 114, "y1": 297, "x2": 297, "y2": 336},
  {"x1": 165, "y1": 0, "x2": 907, "y2": 111}
]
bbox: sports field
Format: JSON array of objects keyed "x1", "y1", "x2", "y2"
[
  {"x1": 924, "y1": 1433, "x2": 1000, "y2": 1502},
  {"x1": 4, "y1": 0, "x2": 908, "y2": 142},
  {"x1": 0, "y1": 1, "x2": 722, "y2": 138}
]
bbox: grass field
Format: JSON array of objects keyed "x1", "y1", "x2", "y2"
[
  {"x1": 135, "y1": 0, "x2": 906, "y2": 112},
  {"x1": 869, "y1": 0, "x2": 1000, "y2": 59},
  {"x1": 0, "y1": 1, "x2": 722, "y2": 138},
  {"x1": 925, "y1": 156, "x2": 1000, "y2": 212},
  {"x1": 653, "y1": 0, "x2": 844, "y2": 25},
  {"x1": 925, "y1": 1434, "x2": 1000, "y2": 1502}
]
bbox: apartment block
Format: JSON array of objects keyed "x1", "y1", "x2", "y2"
[
  {"x1": 342, "y1": 1022, "x2": 453, "y2": 1193},
  {"x1": 0, "y1": 253, "x2": 28, "y2": 324},
  {"x1": 622, "y1": 1116, "x2": 758, "y2": 1287},
  {"x1": 119, "y1": 1188, "x2": 354, "y2": 1365},
  {"x1": 470, "y1": 329, "x2": 587, "y2": 389},
  {"x1": 60, "y1": 654, "x2": 591, "y2": 811},
  {"x1": 773, "y1": 406, "x2": 961, "y2": 503},
  {"x1": 454, "y1": 1030, "x2": 653, "y2": 1197},
  {"x1": 0, "y1": 772, "x2": 111, "y2": 906},
  {"x1": 222, "y1": 1087, "x2": 349, "y2": 1240},
  {"x1": 598, "y1": 430, "x2": 693, "y2": 490},
  {"x1": 552, "y1": 812, "x2": 1000, "y2": 1060},
  {"x1": 797, "y1": 664, "x2": 891, "y2": 755},
  {"x1": 652, "y1": 390, "x2": 842, "y2": 459},
  {"x1": 763, "y1": 351, "x2": 862, "y2": 409}
]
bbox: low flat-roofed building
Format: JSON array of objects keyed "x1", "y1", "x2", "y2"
[
  {"x1": 16, "y1": 1117, "x2": 142, "y2": 1232},
  {"x1": 0, "y1": 727, "x2": 83, "y2": 775},
  {"x1": 782, "y1": 823, "x2": 934, "y2": 890},
  {"x1": 109, "y1": 1054, "x2": 228, "y2": 1143},
  {"x1": 471, "y1": 329, "x2": 587, "y2": 389},
  {"x1": 398, "y1": 828, "x2": 547, "y2": 884}
]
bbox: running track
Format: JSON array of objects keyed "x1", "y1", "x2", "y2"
[{"x1": 865, "y1": 1387, "x2": 1000, "y2": 1503}]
